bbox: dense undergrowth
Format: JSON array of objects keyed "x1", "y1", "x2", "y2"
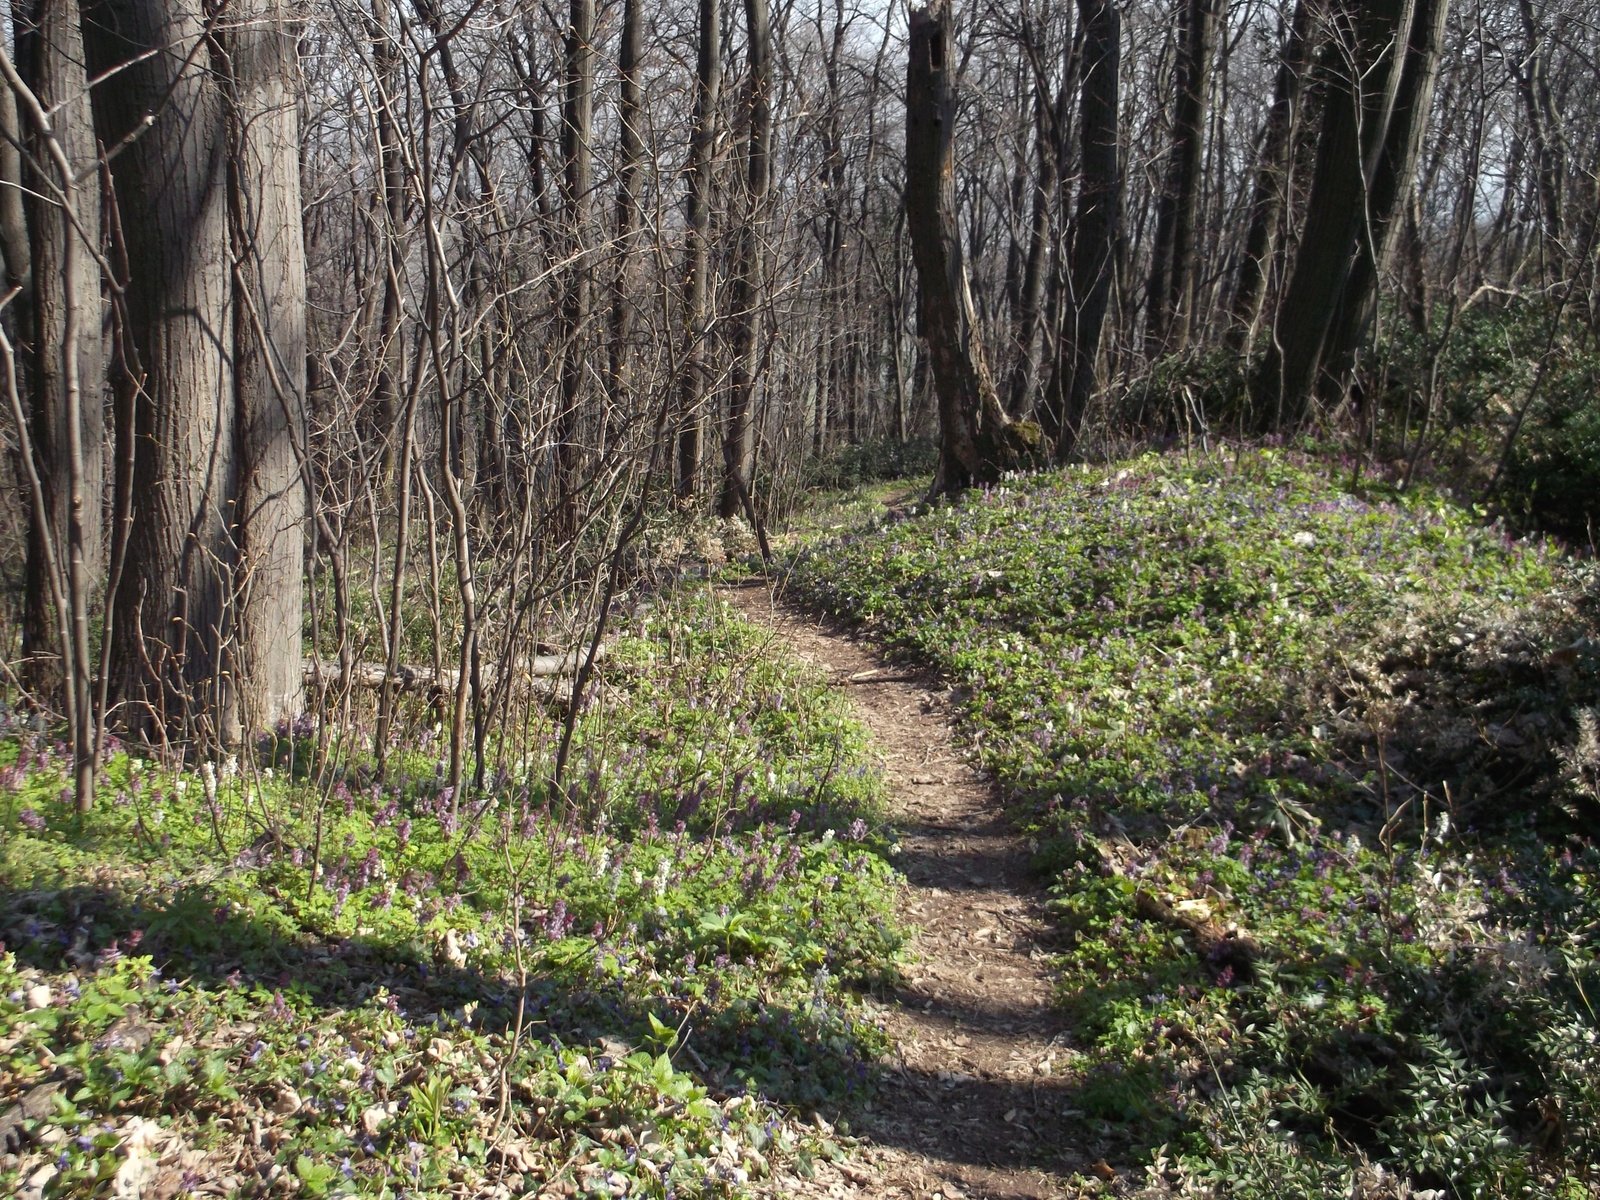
[
  {"x1": 799, "y1": 438, "x2": 939, "y2": 496},
  {"x1": 0, "y1": 590, "x2": 902, "y2": 1198},
  {"x1": 790, "y1": 448, "x2": 1600, "y2": 1196}
]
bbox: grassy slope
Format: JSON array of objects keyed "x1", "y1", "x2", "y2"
[
  {"x1": 0, "y1": 590, "x2": 901, "y2": 1198},
  {"x1": 790, "y1": 449, "x2": 1600, "y2": 1196}
]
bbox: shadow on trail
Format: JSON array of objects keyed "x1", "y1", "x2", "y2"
[
  {"x1": 862, "y1": 1062, "x2": 1168, "y2": 1175},
  {"x1": 894, "y1": 842, "x2": 1039, "y2": 891}
]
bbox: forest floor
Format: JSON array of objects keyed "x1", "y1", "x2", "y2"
[
  {"x1": 5, "y1": 449, "x2": 1600, "y2": 1199},
  {"x1": 728, "y1": 579, "x2": 1107, "y2": 1200},
  {"x1": 777, "y1": 450, "x2": 1600, "y2": 1197}
]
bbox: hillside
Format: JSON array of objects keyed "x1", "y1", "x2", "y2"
[{"x1": 790, "y1": 449, "x2": 1600, "y2": 1194}]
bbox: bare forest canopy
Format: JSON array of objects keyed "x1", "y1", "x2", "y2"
[{"x1": 1, "y1": 0, "x2": 1595, "y2": 809}]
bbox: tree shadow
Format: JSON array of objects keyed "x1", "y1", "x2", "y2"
[
  {"x1": 0, "y1": 880, "x2": 881, "y2": 1112},
  {"x1": 858, "y1": 1060, "x2": 1173, "y2": 1179}
]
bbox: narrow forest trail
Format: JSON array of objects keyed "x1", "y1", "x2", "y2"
[{"x1": 727, "y1": 580, "x2": 1099, "y2": 1200}]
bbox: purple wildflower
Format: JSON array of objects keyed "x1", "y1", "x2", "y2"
[{"x1": 545, "y1": 899, "x2": 567, "y2": 941}]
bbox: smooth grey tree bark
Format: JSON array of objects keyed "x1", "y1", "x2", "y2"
[
  {"x1": 219, "y1": 0, "x2": 309, "y2": 734},
  {"x1": 1514, "y1": 0, "x2": 1564, "y2": 271},
  {"x1": 556, "y1": 0, "x2": 594, "y2": 532},
  {"x1": 368, "y1": 0, "x2": 407, "y2": 482},
  {"x1": 1315, "y1": 0, "x2": 1451, "y2": 410},
  {"x1": 0, "y1": 86, "x2": 28, "y2": 309},
  {"x1": 1006, "y1": 54, "x2": 1069, "y2": 415},
  {"x1": 606, "y1": 0, "x2": 642, "y2": 419}
]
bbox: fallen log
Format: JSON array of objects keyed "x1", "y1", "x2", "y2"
[
  {"x1": 1134, "y1": 887, "x2": 1262, "y2": 983},
  {"x1": 302, "y1": 645, "x2": 605, "y2": 692},
  {"x1": 842, "y1": 667, "x2": 930, "y2": 685}
]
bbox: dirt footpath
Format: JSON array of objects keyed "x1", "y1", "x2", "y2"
[{"x1": 727, "y1": 580, "x2": 1099, "y2": 1200}]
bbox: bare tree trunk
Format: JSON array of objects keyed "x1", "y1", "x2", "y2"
[
  {"x1": 18, "y1": 0, "x2": 105, "y2": 698},
  {"x1": 890, "y1": 206, "x2": 911, "y2": 439},
  {"x1": 1043, "y1": 0, "x2": 1122, "y2": 457},
  {"x1": 369, "y1": 0, "x2": 406, "y2": 481},
  {"x1": 219, "y1": 0, "x2": 308, "y2": 737},
  {"x1": 815, "y1": 0, "x2": 846, "y2": 459},
  {"x1": 1007, "y1": 64, "x2": 1068, "y2": 415},
  {"x1": 1145, "y1": 0, "x2": 1220, "y2": 355},
  {"x1": 1513, "y1": 0, "x2": 1564, "y2": 275},
  {"x1": 89, "y1": 0, "x2": 237, "y2": 741},
  {"x1": 1400, "y1": 188, "x2": 1428, "y2": 334},
  {"x1": 0, "y1": 86, "x2": 28, "y2": 310},
  {"x1": 556, "y1": 0, "x2": 594, "y2": 531},
  {"x1": 371, "y1": 0, "x2": 415, "y2": 773},
  {"x1": 375, "y1": 378, "x2": 418, "y2": 775},
  {"x1": 1227, "y1": 0, "x2": 1314, "y2": 353},
  {"x1": 0, "y1": 87, "x2": 30, "y2": 650},
  {"x1": 1252, "y1": 0, "x2": 1421, "y2": 428},
  {"x1": 812, "y1": 318, "x2": 828, "y2": 455},
  {"x1": 1, "y1": 22, "x2": 96, "y2": 806},
  {"x1": 720, "y1": 0, "x2": 771, "y2": 519},
  {"x1": 1315, "y1": 0, "x2": 1451, "y2": 411},
  {"x1": 675, "y1": 0, "x2": 720, "y2": 501},
  {"x1": 906, "y1": 1, "x2": 1033, "y2": 494},
  {"x1": 606, "y1": 0, "x2": 642, "y2": 420}
]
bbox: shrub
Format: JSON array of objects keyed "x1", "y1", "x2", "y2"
[{"x1": 1376, "y1": 298, "x2": 1600, "y2": 543}]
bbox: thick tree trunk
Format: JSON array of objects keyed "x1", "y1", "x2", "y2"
[
  {"x1": 89, "y1": 0, "x2": 237, "y2": 739},
  {"x1": 1227, "y1": 0, "x2": 1314, "y2": 353},
  {"x1": 1145, "y1": 0, "x2": 1220, "y2": 354},
  {"x1": 1252, "y1": 0, "x2": 1421, "y2": 428},
  {"x1": 1315, "y1": 0, "x2": 1451, "y2": 410},
  {"x1": 219, "y1": 0, "x2": 308, "y2": 736},
  {"x1": 1043, "y1": 0, "x2": 1122, "y2": 457},
  {"x1": 675, "y1": 0, "x2": 719, "y2": 501},
  {"x1": 720, "y1": 0, "x2": 772, "y2": 519},
  {"x1": 907, "y1": 1, "x2": 1035, "y2": 494},
  {"x1": 18, "y1": 0, "x2": 106, "y2": 695}
]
